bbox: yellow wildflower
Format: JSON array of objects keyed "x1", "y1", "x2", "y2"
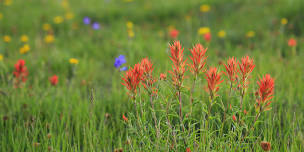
[
  {"x1": 4, "y1": 0, "x2": 12, "y2": 6},
  {"x1": 43, "y1": 23, "x2": 51, "y2": 31},
  {"x1": 3, "y1": 35, "x2": 11, "y2": 43},
  {"x1": 0, "y1": 54, "x2": 3, "y2": 61},
  {"x1": 281, "y1": 18, "x2": 288, "y2": 25},
  {"x1": 217, "y1": 30, "x2": 226, "y2": 38},
  {"x1": 198, "y1": 27, "x2": 210, "y2": 35},
  {"x1": 44, "y1": 35, "x2": 55, "y2": 43},
  {"x1": 69, "y1": 58, "x2": 79, "y2": 65},
  {"x1": 126, "y1": 21, "x2": 133, "y2": 29},
  {"x1": 128, "y1": 30, "x2": 134, "y2": 38},
  {"x1": 200, "y1": 4, "x2": 210, "y2": 13},
  {"x1": 246, "y1": 31, "x2": 255, "y2": 38},
  {"x1": 61, "y1": 0, "x2": 69, "y2": 9},
  {"x1": 20, "y1": 35, "x2": 29, "y2": 42},
  {"x1": 65, "y1": 12, "x2": 74, "y2": 20},
  {"x1": 168, "y1": 25, "x2": 175, "y2": 31},
  {"x1": 19, "y1": 44, "x2": 30, "y2": 54},
  {"x1": 0, "y1": 13, "x2": 3, "y2": 20},
  {"x1": 53, "y1": 16, "x2": 64, "y2": 24}
]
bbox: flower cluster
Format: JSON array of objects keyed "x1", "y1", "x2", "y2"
[{"x1": 13, "y1": 59, "x2": 28, "y2": 87}]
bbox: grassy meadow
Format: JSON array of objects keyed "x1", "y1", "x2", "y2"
[{"x1": 0, "y1": 0, "x2": 304, "y2": 151}]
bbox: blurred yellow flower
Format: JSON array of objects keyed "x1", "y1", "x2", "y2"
[
  {"x1": 217, "y1": 30, "x2": 226, "y2": 38},
  {"x1": 200, "y1": 4, "x2": 210, "y2": 12},
  {"x1": 168, "y1": 25, "x2": 175, "y2": 31},
  {"x1": 53, "y1": 16, "x2": 64, "y2": 24},
  {"x1": 128, "y1": 30, "x2": 135, "y2": 38},
  {"x1": 0, "y1": 54, "x2": 3, "y2": 61},
  {"x1": 3, "y1": 35, "x2": 11, "y2": 43},
  {"x1": 281, "y1": 18, "x2": 288, "y2": 25},
  {"x1": 124, "y1": 0, "x2": 133, "y2": 2},
  {"x1": 20, "y1": 35, "x2": 29, "y2": 42},
  {"x1": 126, "y1": 21, "x2": 133, "y2": 29},
  {"x1": 44, "y1": 34, "x2": 55, "y2": 43},
  {"x1": 0, "y1": 13, "x2": 3, "y2": 20},
  {"x1": 246, "y1": 31, "x2": 255, "y2": 38},
  {"x1": 69, "y1": 58, "x2": 79, "y2": 65},
  {"x1": 19, "y1": 44, "x2": 30, "y2": 54},
  {"x1": 43, "y1": 23, "x2": 51, "y2": 31},
  {"x1": 4, "y1": 0, "x2": 12, "y2": 6},
  {"x1": 198, "y1": 27, "x2": 210, "y2": 35},
  {"x1": 61, "y1": 0, "x2": 69, "y2": 9},
  {"x1": 65, "y1": 12, "x2": 74, "y2": 20}
]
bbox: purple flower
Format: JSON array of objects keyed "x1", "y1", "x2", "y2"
[
  {"x1": 120, "y1": 66, "x2": 128, "y2": 71},
  {"x1": 83, "y1": 17, "x2": 91, "y2": 25},
  {"x1": 114, "y1": 55, "x2": 126, "y2": 68},
  {"x1": 92, "y1": 22, "x2": 100, "y2": 30}
]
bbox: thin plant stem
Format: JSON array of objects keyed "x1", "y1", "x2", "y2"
[{"x1": 189, "y1": 75, "x2": 197, "y2": 115}]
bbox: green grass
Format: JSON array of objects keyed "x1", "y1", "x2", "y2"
[{"x1": 0, "y1": 0, "x2": 304, "y2": 151}]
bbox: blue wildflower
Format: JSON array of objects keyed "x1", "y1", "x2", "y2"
[
  {"x1": 120, "y1": 66, "x2": 128, "y2": 71},
  {"x1": 114, "y1": 55, "x2": 126, "y2": 68},
  {"x1": 92, "y1": 22, "x2": 100, "y2": 30},
  {"x1": 83, "y1": 17, "x2": 91, "y2": 25}
]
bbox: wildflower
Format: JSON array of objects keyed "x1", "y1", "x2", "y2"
[
  {"x1": 246, "y1": 30, "x2": 255, "y2": 38},
  {"x1": 53, "y1": 16, "x2": 64, "y2": 24},
  {"x1": 260, "y1": 141, "x2": 271, "y2": 151},
  {"x1": 122, "y1": 63, "x2": 143, "y2": 99},
  {"x1": 224, "y1": 57, "x2": 238, "y2": 83},
  {"x1": 13, "y1": 59, "x2": 28, "y2": 87},
  {"x1": 188, "y1": 43, "x2": 207, "y2": 76},
  {"x1": 43, "y1": 23, "x2": 51, "y2": 31},
  {"x1": 255, "y1": 74, "x2": 274, "y2": 112},
  {"x1": 120, "y1": 67, "x2": 128, "y2": 71},
  {"x1": 204, "y1": 33, "x2": 211, "y2": 42},
  {"x1": 44, "y1": 34, "x2": 54, "y2": 43},
  {"x1": 200, "y1": 4, "x2": 210, "y2": 12},
  {"x1": 238, "y1": 56, "x2": 255, "y2": 89},
  {"x1": 205, "y1": 67, "x2": 223, "y2": 99},
  {"x1": 281, "y1": 18, "x2": 288, "y2": 25},
  {"x1": 169, "y1": 29, "x2": 179, "y2": 39},
  {"x1": 20, "y1": 35, "x2": 29, "y2": 42},
  {"x1": 232, "y1": 115, "x2": 237, "y2": 122},
  {"x1": 65, "y1": 12, "x2": 74, "y2": 20},
  {"x1": 83, "y1": 17, "x2": 91, "y2": 25},
  {"x1": 160, "y1": 73, "x2": 167, "y2": 80},
  {"x1": 0, "y1": 13, "x2": 3, "y2": 20},
  {"x1": 198, "y1": 27, "x2": 210, "y2": 35},
  {"x1": 0, "y1": 54, "x2": 3, "y2": 61},
  {"x1": 4, "y1": 0, "x2": 12, "y2": 6},
  {"x1": 92, "y1": 22, "x2": 100, "y2": 30},
  {"x1": 186, "y1": 147, "x2": 191, "y2": 152},
  {"x1": 140, "y1": 58, "x2": 155, "y2": 90},
  {"x1": 288, "y1": 38, "x2": 297, "y2": 47},
  {"x1": 3, "y1": 35, "x2": 11, "y2": 43},
  {"x1": 19, "y1": 44, "x2": 30, "y2": 54},
  {"x1": 217, "y1": 30, "x2": 226, "y2": 38},
  {"x1": 126, "y1": 21, "x2": 133, "y2": 29},
  {"x1": 244, "y1": 109, "x2": 248, "y2": 115},
  {"x1": 128, "y1": 30, "x2": 134, "y2": 38},
  {"x1": 49, "y1": 75, "x2": 59, "y2": 86},
  {"x1": 69, "y1": 58, "x2": 79, "y2": 65},
  {"x1": 114, "y1": 55, "x2": 127, "y2": 68},
  {"x1": 169, "y1": 41, "x2": 187, "y2": 90}
]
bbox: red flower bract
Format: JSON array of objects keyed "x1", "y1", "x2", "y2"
[
  {"x1": 140, "y1": 58, "x2": 156, "y2": 91},
  {"x1": 169, "y1": 41, "x2": 187, "y2": 89},
  {"x1": 13, "y1": 59, "x2": 28, "y2": 87},
  {"x1": 49, "y1": 75, "x2": 58, "y2": 86},
  {"x1": 256, "y1": 74, "x2": 274, "y2": 111},
  {"x1": 238, "y1": 56, "x2": 255, "y2": 88},
  {"x1": 224, "y1": 57, "x2": 238, "y2": 83},
  {"x1": 204, "y1": 32, "x2": 211, "y2": 42},
  {"x1": 288, "y1": 38, "x2": 297, "y2": 47},
  {"x1": 169, "y1": 29, "x2": 179, "y2": 39},
  {"x1": 122, "y1": 63, "x2": 143, "y2": 99},
  {"x1": 188, "y1": 43, "x2": 207, "y2": 76},
  {"x1": 205, "y1": 67, "x2": 223, "y2": 99}
]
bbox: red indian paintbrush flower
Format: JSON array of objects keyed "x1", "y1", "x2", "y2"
[
  {"x1": 122, "y1": 63, "x2": 143, "y2": 99},
  {"x1": 224, "y1": 57, "x2": 238, "y2": 83},
  {"x1": 288, "y1": 38, "x2": 297, "y2": 47},
  {"x1": 169, "y1": 41, "x2": 187, "y2": 89},
  {"x1": 255, "y1": 74, "x2": 274, "y2": 112},
  {"x1": 204, "y1": 32, "x2": 211, "y2": 42},
  {"x1": 13, "y1": 59, "x2": 28, "y2": 87},
  {"x1": 140, "y1": 58, "x2": 156, "y2": 91},
  {"x1": 238, "y1": 56, "x2": 255, "y2": 89},
  {"x1": 232, "y1": 115, "x2": 237, "y2": 122},
  {"x1": 169, "y1": 29, "x2": 179, "y2": 39},
  {"x1": 205, "y1": 67, "x2": 223, "y2": 99},
  {"x1": 122, "y1": 114, "x2": 128, "y2": 122},
  {"x1": 260, "y1": 141, "x2": 271, "y2": 151},
  {"x1": 49, "y1": 75, "x2": 58, "y2": 86},
  {"x1": 188, "y1": 43, "x2": 207, "y2": 76}
]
